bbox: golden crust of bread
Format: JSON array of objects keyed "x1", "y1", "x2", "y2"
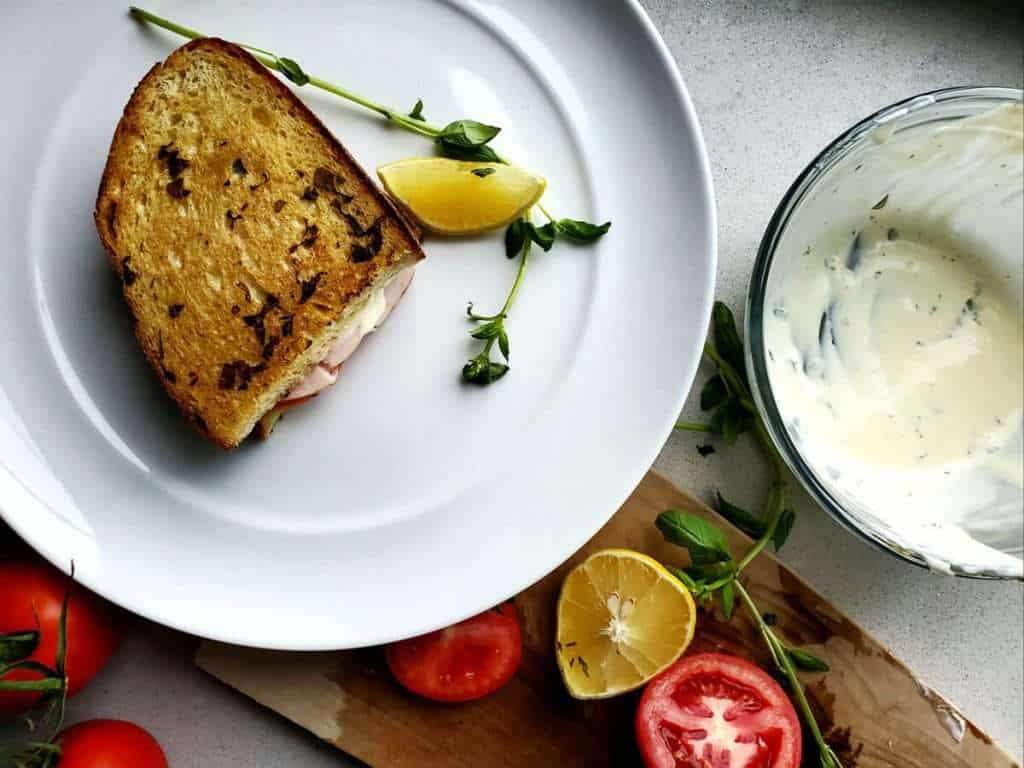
[{"x1": 94, "y1": 38, "x2": 425, "y2": 448}]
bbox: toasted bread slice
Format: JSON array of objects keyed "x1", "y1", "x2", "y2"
[{"x1": 95, "y1": 38, "x2": 425, "y2": 448}]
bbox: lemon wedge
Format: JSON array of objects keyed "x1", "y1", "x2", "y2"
[
  {"x1": 555, "y1": 548, "x2": 697, "y2": 700},
  {"x1": 377, "y1": 157, "x2": 546, "y2": 235}
]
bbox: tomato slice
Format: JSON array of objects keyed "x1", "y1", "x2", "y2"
[
  {"x1": 636, "y1": 653, "x2": 802, "y2": 768},
  {"x1": 385, "y1": 603, "x2": 522, "y2": 703}
]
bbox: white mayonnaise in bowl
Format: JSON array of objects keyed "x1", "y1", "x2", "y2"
[{"x1": 747, "y1": 87, "x2": 1023, "y2": 579}]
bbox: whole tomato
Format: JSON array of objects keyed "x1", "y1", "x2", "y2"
[
  {"x1": 0, "y1": 558, "x2": 120, "y2": 714},
  {"x1": 58, "y1": 719, "x2": 168, "y2": 768}
]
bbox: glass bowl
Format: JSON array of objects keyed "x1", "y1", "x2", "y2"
[{"x1": 746, "y1": 86, "x2": 1023, "y2": 579}]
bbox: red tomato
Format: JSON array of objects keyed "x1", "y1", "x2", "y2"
[
  {"x1": 0, "y1": 559, "x2": 120, "y2": 714},
  {"x1": 58, "y1": 719, "x2": 167, "y2": 768},
  {"x1": 385, "y1": 603, "x2": 522, "y2": 703},
  {"x1": 636, "y1": 653, "x2": 802, "y2": 768}
]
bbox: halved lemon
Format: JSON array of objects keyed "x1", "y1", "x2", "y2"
[
  {"x1": 377, "y1": 157, "x2": 546, "y2": 235},
  {"x1": 556, "y1": 548, "x2": 697, "y2": 700}
]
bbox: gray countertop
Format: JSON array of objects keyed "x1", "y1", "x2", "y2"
[{"x1": 43, "y1": 1, "x2": 1024, "y2": 765}]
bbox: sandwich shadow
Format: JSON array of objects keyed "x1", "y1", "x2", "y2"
[{"x1": 64, "y1": 244, "x2": 232, "y2": 471}]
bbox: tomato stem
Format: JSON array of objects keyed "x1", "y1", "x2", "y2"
[
  {"x1": 0, "y1": 678, "x2": 64, "y2": 693},
  {"x1": 1, "y1": 568, "x2": 77, "y2": 766}
]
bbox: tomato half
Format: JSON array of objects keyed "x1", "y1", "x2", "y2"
[
  {"x1": 58, "y1": 719, "x2": 168, "y2": 768},
  {"x1": 636, "y1": 653, "x2": 802, "y2": 768},
  {"x1": 0, "y1": 559, "x2": 120, "y2": 714},
  {"x1": 385, "y1": 603, "x2": 522, "y2": 703}
]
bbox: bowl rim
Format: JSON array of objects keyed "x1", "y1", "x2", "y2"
[{"x1": 745, "y1": 85, "x2": 1024, "y2": 580}]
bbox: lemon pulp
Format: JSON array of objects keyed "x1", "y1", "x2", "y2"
[
  {"x1": 377, "y1": 157, "x2": 546, "y2": 235},
  {"x1": 555, "y1": 548, "x2": 697, "y2": 699}
]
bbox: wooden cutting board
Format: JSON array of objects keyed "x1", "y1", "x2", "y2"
[{"x1": 196, "y1": 472, "x2": 1018, "y2": 767}]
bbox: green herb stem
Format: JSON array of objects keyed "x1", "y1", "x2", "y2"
[
  {"x1": 753, "y1": 416, "x2": 786, "y2": 477},
  {"x1": 469, "y1": 214, "x2": 533, "y2": 323},
  {"x1": 702, "y1": 342, "x2": 757, "y2": 414},
  {"x1": 307, "y1": 75, "x2": 439, "y2": 135},
  {"x1": 473, "y1": 237, "x2": 528, "y2": 358},
  {"x1": 129, "y1": 6, "x2": 201, "y2": 39},
  {"x1": 462, "y1": 210, "x2": 533, "y2": 383},
  {"x1": 736, "y1": 480, "x2": 786, "y2": 570},
  {"x1": 664, "y1": 302, "x2": 840, "y2": 765},
  {"x1": 734, "y1": 581, "x2": 842, "y2": 768},
  {"x1": 500, "y1": 225, "x2": 532, "y2": 318},
  {"x1": 674, "y1": 421, "x2": 714, "y2": 433},
  {"x1": 537, "y1": 202, "x2": 556, "y2": 222}
]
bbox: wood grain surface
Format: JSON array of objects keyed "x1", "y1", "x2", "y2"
[{"x1": 196, "y1": 472, "x2": 1017, "y2": 767}]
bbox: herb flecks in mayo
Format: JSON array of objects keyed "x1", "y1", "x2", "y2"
[{"x1": 765, "y1": 103, "x2": 1024, "y2": 576}]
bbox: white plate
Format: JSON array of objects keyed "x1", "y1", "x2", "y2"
[{"x1": 0, "y1": 0, "x2": 715, "y2": 649}]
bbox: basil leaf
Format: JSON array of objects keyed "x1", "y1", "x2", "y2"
[
  {"x1": 722, "y1": 406, "x2": 740, "y2": 444},
  {"x1": 716, "y1": 492, "x2": 766, "y2": 539},
  {"x1": 788, "y1": 648, "x2": 830, "y2": 672},
  {"x1": 470, "y1": 321, "x2": 502, "y2": 340},
  {"x1": 737, "y1": 408, "x2": 756, "y2": 436},
  {"x1": 462, "y1": 358, "x2": 509, "y2": 385},
  {"x1": 528, "y1": 222, "x2": 557, "y2": 252},
  {"x1": 709, "y1": 398, "x2": 729, "y2": 437},
  {"x1": 498, "y1": 328, "x2": 510, "y2": 361},
  {"x1": 656, "y1": 509, "x2": 732, "y2": 565},
  {"x1": 505, "y1": 219, "x2": 528, "y2": 259},
  {"x1": 712, "y1": 301, "x2": 749, "y2": 388},
  {"x1": 713, "y1": 398, "x2": 753, "y2": 444},
  {"x1": 700, "y1": 375, "x2": 728, "y2": 412},
  {"x1": 486, "y1": 361, "x2": 510, "y2": 381},
  {"x1": 471, "y1": 167, "x2": 496, "y2": 178},
  {"x1": 554, "y1": 218, "x2": 610, "y2": 242},
  {"x1": 408, "y1": 98, "x2": 426, "y2": 121},
  {"x1": 462, "y1": 358, "x2": 485, "y2": 382},
  {"x1": 772, "y1": 507, "x2": 796, "y2": 551},
  {"x1": 439, "y1": 142, "x2": 502, "y2": 163},
  {"x1": 438, "y1": 119, "x2": 501, "y2": 147},
  {"x1": 0, "y1": 631, "x2": 38, "y2": 664},
  {"x1": 276, "y1": 57, "x2": 310, "y2": 86},
  {"x1": 720, "y1": 581, "x2": 735, "y2": 620}
]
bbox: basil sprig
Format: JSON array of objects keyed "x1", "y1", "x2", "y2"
[
  {"x1": 661, "y1": 302, "x2": 843, "y2": 768},
  {"x1": 462, "y1": 211, "x2": 610, "y2": 384}
]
